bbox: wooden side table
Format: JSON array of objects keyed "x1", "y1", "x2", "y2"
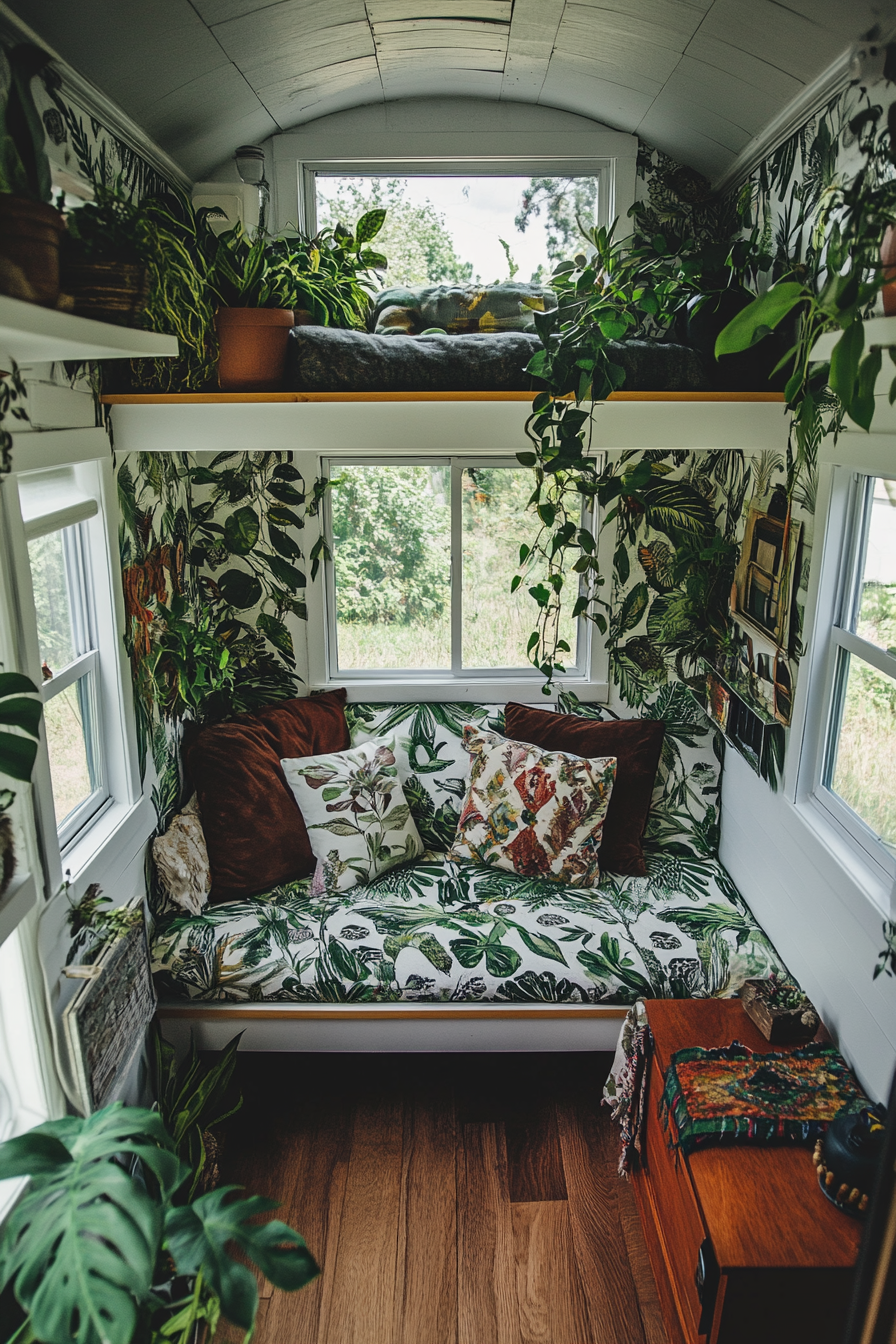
[{"x1": 631, "y1": 999, "x2": 863, "y2": 1344}]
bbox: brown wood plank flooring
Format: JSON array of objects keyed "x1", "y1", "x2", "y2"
[{"x1": 221, "y1": 1052, "x2": 667, "y2": 1344}]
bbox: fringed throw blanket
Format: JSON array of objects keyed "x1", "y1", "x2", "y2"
[
  {"x1": 660, "y1": 1042, "x2": 868, "y2": 1156},
  {"x1": 603, "y1": 1000, "x2": 651, "y2": 1176}
]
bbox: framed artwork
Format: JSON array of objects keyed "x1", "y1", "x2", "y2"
[{"x1": 732, "y1": 505, "x2": 802, "y2": 653}]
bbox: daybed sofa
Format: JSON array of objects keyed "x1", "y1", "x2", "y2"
[{"x1": 150, "y1": 687, "x2": 785, "y2": 1011}]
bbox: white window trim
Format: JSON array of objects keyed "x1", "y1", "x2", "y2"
[
  {"x1": 3, "y1": 432, "x2": 144, "y2": 893},
  {"x1": 795, "y1": 459, "x2": 896, "y2": 910},
  {"x1": 305, "y1": 449, "x2": 610, "y2": 702}
]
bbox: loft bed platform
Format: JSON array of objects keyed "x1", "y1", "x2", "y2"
[{"x1": 100, "y1": 390, "x2": 786, "y2": 404}]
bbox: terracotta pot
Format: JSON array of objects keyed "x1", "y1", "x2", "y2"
[
  {"x1": 216, "y1": 307, "x2": 295, "y2": 391},
  {"x1": 881, "y1": 225, "x2": 896, "y2": 315},
  {"x1": 0, "y1": 194, "x2": 66, "y2": 307},
  {"x1": 64, "y1": 260, "x2": 149, "y2": 327}
]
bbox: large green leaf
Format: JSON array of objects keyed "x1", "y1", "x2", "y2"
[
  {"x1": 223, "y1": 507, "x2": 260, "y2": 556},
  {"x1": 0, "y1": 1106, "x2": 184, "y2": 1344},
  {"x1": 517, "y1": 927, "x2": 567, "y2": 965},
  {"x1": 268, "y1": 523, "x2": 303, "y2": 559},
  {"x1": 217, "y1": 568, "x2": 263, "y2": 609},
  {"x1": 165, "y1": 1187, "x2": 318, "y2": 1331},
  {"x1": 0, "y1": 729, "x2": 38, "y2": 781},
  {"x1": 642, "y1": 480, "x2": 714, "y2": 539},
  {"x1": 714, "y1": 283, "x2": 805, "y2": 356},
  {"x1": 355, "y1": 208, "x2": 386, "y2": 245},
  {"x1": 265, "y1": 554, "x2": 307, "y2": 591},
  {"x1": 0, "y1": 695, "x2": 44, "y2": 735}
]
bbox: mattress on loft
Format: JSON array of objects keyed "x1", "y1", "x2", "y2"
[{"x1": 284, "y1": 326, "x2": 711, "y2": 394}]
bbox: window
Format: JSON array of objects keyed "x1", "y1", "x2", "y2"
[
  {"x1": 314, "y1": 173, "x2": 607, "y2": 287},
  {"x1": 27, "y1": 521, "x2": 107, "y2": 845},
  {"x1": 815, "y1": 474, "x2": 896, "y2": 866},
  {"x1": 325, "y1": 458, "x2": 584, "y2": 679}
]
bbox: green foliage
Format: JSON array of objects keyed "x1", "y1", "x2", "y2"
[
  {"x1": 152, "y1": 1028, "x2": 243, "y2": 1201},
  {"x1": 65, "y1": 184, "x2": 155, "y2": 266},
  {"x1": 0, "y1": 1102, "x2": 318, "y2": 1344},
  {"x1": 0, "y1": 670, "x2": 42, "y2": 794},
  {"x1": 316, "y1": 178, "x2": 474, "y2": 286},
  {"x1": 331, "y1": 464, "x2": 449, "y2": 624},
  {"x1": 120, "y1": 452, "x2": 330, "y2": 727},
  {"x1": 0, "y1": 44, "x2": 54, "y2": 202},
  {"x1": 874, "y1": 919, "x2": 896, "y2": 979},
  {"x1": 0, "y1": 359, "x2": 28, "y2": 474},
  {"x1": 65, "y1": 882, "x2": 143, "y2": 966},
  {"x1": 515, "y1": 176, "x2": 599, "y2": 271},
  {"x1": 212, "y1": 210, "x2": 387, "y2": 327}
]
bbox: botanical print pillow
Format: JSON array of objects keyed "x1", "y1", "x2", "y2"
[
  {"x1": 448, "y1": 726, "x2": 616, "y2": 887},
  {"x1": 281, "y1": 735, "x2": 424, "y2": 893}
]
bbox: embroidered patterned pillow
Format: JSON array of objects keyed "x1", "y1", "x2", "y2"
[
  {"x1": 448, "y1": 726, "x2": 616, "y2": 887},
  {"x1": 281, "y1": 735, "x2": 424, "y2": 893}
]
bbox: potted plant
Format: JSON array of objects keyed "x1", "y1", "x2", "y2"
[
  {"x1": 0, "y1": 43, "x2": 65, "y2": 306},
  {"x1": 0, "y1": 670, "x2": 42, "y2": 899},
  {"x1": 0, "y1": 1101, "x2": 318, "y2": 1343},
  {"x1": 63, "y1": 184, "x2": 153, "y2": 326},
  {"x1": 211, "y1": 210, "x2": 387, "y2": 391},
  {"x1": 740, "y1": 974, "x2": 819, "y2": 1044}
]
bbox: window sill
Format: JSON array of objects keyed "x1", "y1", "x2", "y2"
[
  {"x1": 62, "y1": 792, "x2": 155, "y2": 889},
  {"x1": 797, "y1": 792, "x2": 895, "y2": 921},
  {"x1": 318, "y1": 675, "x2": 609, "y2": 703}
]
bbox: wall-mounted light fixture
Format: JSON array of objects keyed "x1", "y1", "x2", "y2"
[{"x1": 234, "y1": 144, "x2": 269, "y2": 236}]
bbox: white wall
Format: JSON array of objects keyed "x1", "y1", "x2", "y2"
[{"x1": 721, "y1": 400, "x2": 896, "y2": 1103}]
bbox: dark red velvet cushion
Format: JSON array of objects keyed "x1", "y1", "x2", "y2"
[
  {"x1": 503, "y1": 702, "x2": 665, "y2": 877},
  {"x1": 185, "y1": 689, "x2": 350, "y2": 902}
]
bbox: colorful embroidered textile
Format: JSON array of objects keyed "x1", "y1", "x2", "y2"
[
  {"x1": 660, "y1": 1042, "x2": 868, "y2": 1155},
  {"x1": 603, "y1": 1000, "x2": 651, "y2": 1176}
]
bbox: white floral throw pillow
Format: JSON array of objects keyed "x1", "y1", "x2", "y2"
[
  {"x1": 281, "y1": 735, "x2": 424, "y2": 893},
  {"x1": 448, "y1": 726, "x2": 616, "y2": 887}
]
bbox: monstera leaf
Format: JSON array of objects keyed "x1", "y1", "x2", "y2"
[
  {"x1": 165, "y1": 1187, "x2": 318, "y2": 1330},
  {"x1": 0, "y1": 670, "x2": 42, "y2": 783},
  {"x1": 0, "y1": 1106, "x2": 184, "y2": 1344}
]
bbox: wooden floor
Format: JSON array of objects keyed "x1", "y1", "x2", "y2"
[{"x1": 220, "y1": 1052, "x2": 668, "y2": 1344}]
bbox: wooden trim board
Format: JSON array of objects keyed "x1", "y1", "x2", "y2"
[
  {"x1": 157, "y1": 1004, "x2": 628, "y2": 1020},
  {"x1": 102, "y1": 391, "x2": 785, "y2": 404}
]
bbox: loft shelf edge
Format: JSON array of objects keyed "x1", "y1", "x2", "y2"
[
  {"x1": 100, "y1": 390, "x2": 787, "y2": 404},
  {"x1": 0, "y1": 295, "x2": 178, "y2": 364}
]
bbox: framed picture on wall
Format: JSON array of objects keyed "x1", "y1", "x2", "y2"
[{"x1": 731, "y1": 504, "x2": 801, "y2": 652}]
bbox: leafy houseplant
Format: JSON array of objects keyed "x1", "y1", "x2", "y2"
[
  {"x1": 153, "y1": 1028, "x2": 242, "y2": 1201},
  {"x1": 0, "y1": 1103, "x2": 319, "y2": 1344},
  {"x1": 0, "y1": 670, "x2": 42, "y2": 898},
  {"x1": 63, "y1": 185, "x2": 154, "y2": 326},
  {"x1": 0, "y1": 42, "x2": 65, "y2": 306},
  {"x1": 212, "y1": 209, "x2": 388, "y2": 391}
]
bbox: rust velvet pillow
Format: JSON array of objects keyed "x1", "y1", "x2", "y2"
[
  {"x1": 184, "y1": 689, "x2": 350, "y2": 902},
  {"x1": 503, "y1": 702, "x2": 665, "y2": 877}
]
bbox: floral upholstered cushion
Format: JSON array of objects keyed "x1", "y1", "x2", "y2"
[
  {"x1": 448, "y1": 726, "x2": 616, "y2": 886},
  {"x1": 281, "y1": 736, "x2": 424, "y2": 893},
  {"x1": 150, "y1": 851, "x2": 786, "y2": 1004}
]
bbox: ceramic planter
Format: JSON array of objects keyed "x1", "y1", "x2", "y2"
[
  {"x1": 216, "y1": 306, "x2": 297, "y2": 391},
  {"x1": 64, "y1": 260, "x2": 150, "y2": 326},
  {"x1": 0, "y1": 195, "x2": 66, "y2": 306}
]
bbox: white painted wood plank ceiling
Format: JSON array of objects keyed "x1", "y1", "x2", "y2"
[{"x1": 13, "y1": 0, "x2": 885, "y2": 182}]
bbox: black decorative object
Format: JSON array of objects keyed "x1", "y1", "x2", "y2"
[{"x1": 814, "y1": 1106, "x2": 888, "y2": 1217}]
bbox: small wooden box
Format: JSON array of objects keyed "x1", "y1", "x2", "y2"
[{"x1": 739, "y1": 978, "x2": 819, "y2": 1044}]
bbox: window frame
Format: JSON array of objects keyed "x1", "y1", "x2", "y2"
[
  {"x1": 2, "y1": 434, "x2": 145, "y2": 892},
  {"x1": 801, "y1": 466, "x2": 896, "y2": 886},
  {"x1": 304, "y1": 159, "x2": 614, "y2": 251},
  {"x1": 321, "y1": 456, "x2": 596, "y2": 693}
]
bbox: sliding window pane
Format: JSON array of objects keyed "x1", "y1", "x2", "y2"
[
  {"x1": 331, "y1": 464, "x2": 451, "y2": 671},
  {"x1": 27, "y1": 528, "x2": 78, "y2": 673},
  {"x1": 829, "y1": 652, "x2": 896, "y2": 847},
  {"x1": 43, "y1": 675, "x2": 98, "y2": 825},
  {"x1": 461, "y1": 466, "x2": 578, "y2": 669},
  {"x1": 857, "y1": 478, "x2": 896, "y2": 654}
]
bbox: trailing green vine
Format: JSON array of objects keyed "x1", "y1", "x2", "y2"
[{"x1": 0, "y1": 361, "x2": 29, "y2": 474}]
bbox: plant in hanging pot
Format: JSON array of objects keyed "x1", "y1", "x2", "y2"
[
  {"x1": 63, "y1": 184, "x2": 154, "y2": 326},
  {"x1": 0, "y1": 42, "x2": 65, "y2": 306},
  {"x1": 210, "y1": 210, "x2": 388, "y2": 391}
]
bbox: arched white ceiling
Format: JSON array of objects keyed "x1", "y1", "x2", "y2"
[{"x1": 13, "y1": 0, "x2": 885, "y2": 183}]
